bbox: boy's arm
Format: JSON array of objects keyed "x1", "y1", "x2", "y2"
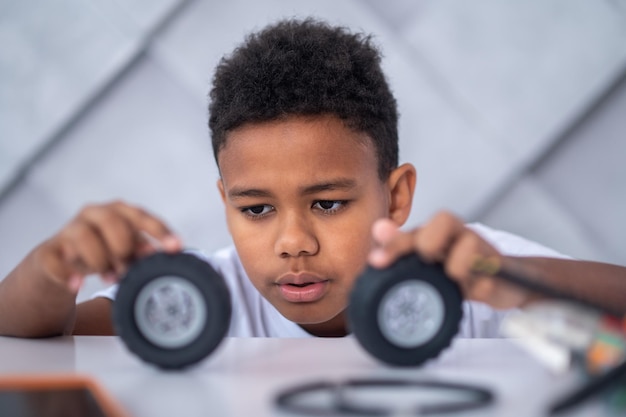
[
  {"x1": 0, "y1": 201, "x2": 181, "y2": 337},
  {"x1": 369, "y1": 213, "x2": 626, "y2": 315},
  {"x1": 74, "y1": 297, "x2": 115, "y2": 335},
  {"x1": 499, "y1": 256, "x2": 626, "y2": 315},
  {"x1": 0, "y1": 244, "x2": 81, "y2": 337}
]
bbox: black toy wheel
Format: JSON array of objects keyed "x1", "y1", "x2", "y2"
[
  {"x1": 113, "y1": 252, "x2": 232, "y2": 369},
  {"x1": 348, "y1": 254, "x2": 463, "y2": 366}
]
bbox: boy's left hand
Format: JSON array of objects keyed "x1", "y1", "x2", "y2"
[{"x1": 368, "y1": 212, "x2": 531, "y2": 310}]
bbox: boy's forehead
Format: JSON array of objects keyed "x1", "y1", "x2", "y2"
[
  {"x1": 219, "y1": 116, "x2": 375, "y2": 164},
  {"x1": 217, "y1": 115, "x2": 380, "y2": 188}
]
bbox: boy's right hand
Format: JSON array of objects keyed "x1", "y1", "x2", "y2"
[
  {"x1": 368, "y1": 213, "x2": 530, "y2": 310},
  {"x1": 34, "y1": 201, "x2": 182, "y2": 294}
]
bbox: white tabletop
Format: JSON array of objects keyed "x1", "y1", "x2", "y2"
[{"x1": 0, "y1": 336, "x2": 614, "y2": 417}]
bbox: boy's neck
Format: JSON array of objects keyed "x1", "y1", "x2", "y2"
[{"x1": 298, "y1": 310, "x2": 348, "y2": 338}]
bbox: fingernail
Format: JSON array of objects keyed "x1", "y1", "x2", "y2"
[
  {"x1": 102, "y1": 272, "x2": 118, "y2": 283},
  {"x1": 67, "y1": 274, "x2": 84, "y2": 293},
  {"x1": 368, "y1": 248, "x2": 389, "y2": 267},
  {"x1": 140, "y1": 231, "x2": 165, "y2": 251},
  {"x1": 162, "y1": 235, "x2": 182, "y2": 250}
]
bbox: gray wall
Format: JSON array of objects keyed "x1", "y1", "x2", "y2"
[{"x1": 1, "y1": 0, "x2": 625, "y2": 301}]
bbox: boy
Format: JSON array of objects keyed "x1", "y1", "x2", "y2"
[{"x1": 0, "y1": 18, "x2": 624, "y2": 339}]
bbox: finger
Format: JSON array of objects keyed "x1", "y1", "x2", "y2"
[
  {"x1": 371, "y1": 218, "x2": 401, "y2": 245},
  {"x1": 110, "y1": 202, "x2": 182, "y2": 254},
  {"x1": 468, "y1": 277, "x2": 497, "y2": 304},
  {"x1": 470, "y1": 275, "x2": 529, "y2": 309},
  {"x1": 136, "y1": 230, "x2": 177, "y2": 256},
  {"x1": 61, "y1": 220, "x2": 115, "y2": 275},
  {"x1": 101, "y1": 272, "x2": 118, "y2": 284},
  {"x1": 444, "y1": 230, "x2": 508, "y2": 304},
  {"x1": 368, "y1": 219, "x2": 415, "y2": 268},
  {"x1": 444, "y1": 231, "x2": 495, "y2": 283},
  {"x1": 67, "y1": 273, "x2": 85, "y2": 294},
  {"x1": 78, "y1": 205, "x2": 137, "y2": 274},
  {"x1": 36, "y1": 238, "x2": 86, "y2": 289},
  {"x1": 415, "y1": 211, "x2": 466, "y2": 263}
]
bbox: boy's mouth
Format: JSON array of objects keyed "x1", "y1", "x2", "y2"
[{"x1": 276, "y1": 273, "x2": 329, "y2": 303}]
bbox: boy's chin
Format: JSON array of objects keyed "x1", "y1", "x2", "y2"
[
  {"x1": 278, "y1": 303, "x2": 339, "y2": 322},
  {"x1": 279, "y1": 305, "x2": 348, "y2": 336}
]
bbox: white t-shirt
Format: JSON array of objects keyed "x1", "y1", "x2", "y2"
[{"x1": 93, "y1": 223, "x2": 567, "y2": 338}]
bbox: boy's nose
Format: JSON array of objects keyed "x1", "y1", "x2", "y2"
[{"x1": 274, "y1": 214, "x2": 319, "y2": 258}]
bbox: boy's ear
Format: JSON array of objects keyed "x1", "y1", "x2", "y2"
[
  {"x1": 217, "y1": 179, "x2": 226, "y2": 203},
  {"x1": 386, "y1": 163, "x2": 417, "y2": 226}
]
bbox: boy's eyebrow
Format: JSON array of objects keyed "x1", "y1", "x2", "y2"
[
  {"x1": 228, "y1": 188, "x2": 273, "y2": 199},
  {"x1": 227, "y1": 178, "x2": 357, "y2": 200},
  {"x1": 300, "y1": 178, "x2": 357, "y2": 195}
]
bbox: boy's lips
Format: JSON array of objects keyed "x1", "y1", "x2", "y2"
[{"x1": 276, "y1": 273, "x2": 329, "y2": 303}]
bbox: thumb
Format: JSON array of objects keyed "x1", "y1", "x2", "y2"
[
  {"x1": 368, "y1": 219, "x2": 415, "y2": 268},
  {"x1": 66, "y1": 273, "x2": 85, "y2": 294}
]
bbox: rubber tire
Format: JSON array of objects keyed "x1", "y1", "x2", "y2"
[
  {"x1": 113, "y1": 252, "x2": 232, "y2": 369},
  {"x1": 348, "y1": 254, "x2": 463, "y2": 367}
]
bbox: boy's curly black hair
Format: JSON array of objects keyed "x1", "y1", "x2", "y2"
[{"x1": 208, "y1": 18, "x2": 399, "y2": 179}]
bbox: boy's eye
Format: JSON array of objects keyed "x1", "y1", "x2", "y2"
[
  {"x1": 313, "y1": 200, "x2": 346, "y2": 212},
  {"x1": 241, "y1": 205, "x2": 273, "y2": 217}
]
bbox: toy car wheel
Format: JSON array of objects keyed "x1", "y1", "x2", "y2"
[
  {"x1": 113, "y1": 252, "x2": 231, "y2": 369},
  {"x1": 348, "y1": 254, "x2": 463, "y2": 366}
]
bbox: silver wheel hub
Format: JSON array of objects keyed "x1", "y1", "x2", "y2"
[
  {"x1": 134, "y1": 276, "x2": 207, "y2": 349},
  {"x1": 377, "y1": 280, "x2": 445, "y2": 348}
]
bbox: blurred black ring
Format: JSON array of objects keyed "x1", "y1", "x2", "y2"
[{"x1": 275, "y1": 378, "x2": 494, "y2": 416}]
